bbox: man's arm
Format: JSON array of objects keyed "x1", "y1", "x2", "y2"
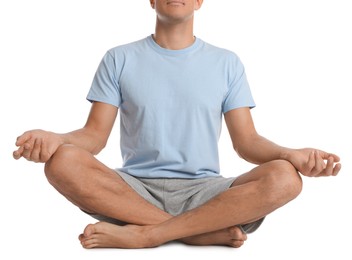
[
  {"x1": 13, "y1": 101, "x2": 118, "y2": 163},
  {"x1": 224, "y1": 107, "x2": 341, "y2": 177}
]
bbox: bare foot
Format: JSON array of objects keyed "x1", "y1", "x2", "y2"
[
  {"x1": 180, "y1": 226, "x2": 247, "y2": 248},
  {"x1": 79, "y1": 222, "x2": 153, "y2": 249},
  {"x1": 79, "y1": 222, "x2": 247, "y2": 249}
]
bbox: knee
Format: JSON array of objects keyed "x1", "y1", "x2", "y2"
[
  {"x1": 44, "y1": 144, "x2": 80, "y2": 186},
  {"x1": 263, "y1": 160, "x2": 302, "y2": 204}
]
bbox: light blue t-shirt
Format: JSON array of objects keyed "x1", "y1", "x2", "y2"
[{"x1": 87, "y1": 35, "x2": 255, "y2": 178}]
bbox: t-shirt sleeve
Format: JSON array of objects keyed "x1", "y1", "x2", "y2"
[
  {"x1": 222, "y1": 55, "x2": 255, "y2": 113},
  {"x1": 86, "y1": 51, "x2": 122, "y2": 107}
]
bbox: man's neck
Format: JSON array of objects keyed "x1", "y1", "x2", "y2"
[{"x1": 153, "y1": 19, "x2": 195, "y2": 50}]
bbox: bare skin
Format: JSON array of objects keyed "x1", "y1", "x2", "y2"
[
  {"x1": 42, "y1": 141, "x2": 252, "y2": 247},
  {"x1": 74, "y1": 158, "x2": 301, "y2": 249},
  {"x1": 79, "y1": 223, "x2": 247, "y2": 248},
  {"x1": 13, "y1": 104, "x2": 340, "y2": 248},
  {"x1": 13, "y1": 104, "x2": 341, "y2": 249},
  {"x1": 13, "y1": 0, "x2": 341, "y2": 249}
]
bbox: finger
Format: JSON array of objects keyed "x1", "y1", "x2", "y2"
[
  {"x1": 13, "y1": 146, "x2": 25, "y2": 160},
  {"x1": 316, "y1": 150, "x2": 327, "y2": 169},
  {"x1": 31, "y1": 138, "x2": 42, "y2": 162},
  {"x1": 15, "y1": 132, "x2": 32, "y2": 147},
  {"x1": 310, "y1": 150, "x2": 325, "y2": 177},
  {"x1": 39, "y1": 139, "x2": 51, "y2": 162},
  {"x1": 306, "y1": 151, "x2": 322, "y2": 177},
  {"x1": 318, "y1": 151, "x2": 340, "y2": 162},
  {"x1": 309, "y1": 151, "x2": 326, "y2": 177},
  {"x1": 303, "y1": 151, "x2": 316, "y2": 175},
  {"x1": 328, "y1": 153, "x2": 340, "y2": 163},
  {"x1": 22, "y1": 142, "x2": 33, "y2": 160},
  {"x1": 320, "y1": 156, "x2": 334, "y2": 176},
  {"x1": 332, "y1": 163, "x2": 342, "y2": 176}
]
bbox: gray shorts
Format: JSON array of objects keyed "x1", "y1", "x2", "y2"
[{"x1": 87, "y1": 170, "x2": 264, "y2": 234}]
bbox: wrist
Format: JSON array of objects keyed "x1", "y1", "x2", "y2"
[
  {"x1": 58, "y1": 133, "x2": 69, "y2": 145},
  {"x1": 279, "y1": 148, "x2": 295, "y2": 162}
]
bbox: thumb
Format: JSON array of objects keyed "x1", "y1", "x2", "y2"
[{"x1": 318, "y1": 150, "x2": 340, "y2": 162}]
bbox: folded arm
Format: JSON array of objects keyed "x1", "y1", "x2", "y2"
[
  {"x1": 224, "y1": 108, "x2": 341, "y2": 177},
  {"x1": 13, "y1": 102, "x2": 118, "y2": 163}
]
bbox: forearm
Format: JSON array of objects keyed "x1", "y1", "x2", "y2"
[
  {"x1": 236, "y1": 133, "x2": 292, "y2": 165},
  {"x1": 61, "y1": 102, "x2": 117, "y2": 155},
  {"x1": 225, "y1": 108, "x2": 341, "y2": 177},
  {"x1": 61, "y1": 127, "x2": 107, "y2": 155},
  {"x1": 14, "y1": 103, "x2": 116, "y2": 162}
]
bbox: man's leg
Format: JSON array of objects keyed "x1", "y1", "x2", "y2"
[
  {"x1": 45, "y1": 144, "x2": 246, "y2": 247},
  {"x1": 44, "y1": 144, "x2": 170, "y2": 225},
  {"x1": 79, "y1": 159, "x2": 302, "y2": 248}
]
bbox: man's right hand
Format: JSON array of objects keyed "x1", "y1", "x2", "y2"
[{"x1": 13, "y1": 130, "x2": 64, "y2": 163}]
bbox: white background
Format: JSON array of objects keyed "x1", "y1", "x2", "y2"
[{"x1": 1, "y1": 0, "x2": 351, "y2": 259}]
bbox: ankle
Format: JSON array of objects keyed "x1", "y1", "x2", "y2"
[{"x1": 142, "y1": 225, "x2": 165, "y2": 248}]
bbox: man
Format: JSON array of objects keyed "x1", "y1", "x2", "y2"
[{"x1": 13, "y1": 0, "x2": 341, "y2": 249}]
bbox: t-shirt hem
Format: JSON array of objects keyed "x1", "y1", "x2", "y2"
[
  {"x1": 116, "y1": 168, "x2": 221, "y2": 179},
  {"x1": 86, "y1": 96, "x2": 120, "y2": 108},
  {"x1": 223, "y1": 103, "x2": 256, "y2": 114}
]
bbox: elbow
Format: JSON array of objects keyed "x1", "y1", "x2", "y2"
[
  {"x1": 232, "y1": 132, "x2": 261, "y2": 163},
  {"x1": 234, "y1": 146, "x2": 246, "y2": 160},
  {"x1": 232, "y1": 143, "x2": 245, "y2": 160},
  {"x1": 91, "y1": 139, "x2": 107, "y2": 155},
  {"x1": 233, "y1": 141, "x2": 257, "y2": 164}
]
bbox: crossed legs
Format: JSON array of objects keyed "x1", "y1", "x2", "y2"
[{"x1": 44, "y1": 144, "x2": 302, "y2": 248}]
